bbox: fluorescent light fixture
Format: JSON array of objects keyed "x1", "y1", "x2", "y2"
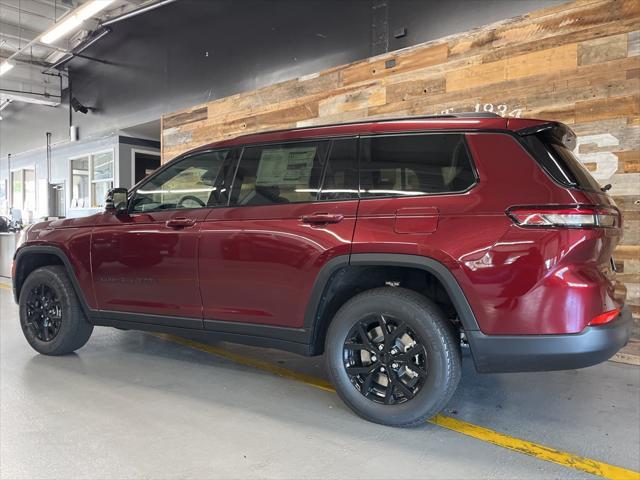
[
  {"x1": 0, "y1": 61, "x2": 14, "y2": 76},
  {"x1": 41, "y1": 0, "x2": 115, "y2": 45},
  {"x1": 41, "y1": 16, "x2": 82, "y2": 44},
  {"x1": 77, "y1": 0, "x2": 116, "y2": 20}
]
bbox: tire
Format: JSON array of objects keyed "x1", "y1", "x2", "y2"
[
  {"x1": 325, "y1": 287, "x2": 461, "y2": 427},
  {"x1": 19, "y1": 266, "x2": 93, "y2": 355}
]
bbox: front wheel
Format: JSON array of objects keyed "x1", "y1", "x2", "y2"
[
  {"x1": 19, "y1": 266, "x2": 93, "y2": 355},
  {"x1": 325, "y1": 287, "x2": 461, "y2": 427}
]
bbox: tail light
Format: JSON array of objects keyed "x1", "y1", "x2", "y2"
[
  {"x1": 507, "y1": 206, "x2": 620, "y2": 229},
  {"x1": 588, "y1": 309, "x2": 620, "y2": 326}
]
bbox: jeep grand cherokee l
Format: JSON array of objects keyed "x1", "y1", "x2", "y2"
[{"x1": 12, "y1": 113, "x2": 632, "y2": 427}]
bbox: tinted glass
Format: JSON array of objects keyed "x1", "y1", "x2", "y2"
[
  {"x1": 131, "y1": 150, "x2": 231, "y2": 213},
  {"x1": 360, "y1": 134, "x2": 475, "y2": 197},
  {"x1": 319, "y1": 138, "x2": 359, "y2": 201},
  {"x1": 521, "y1": 133, "x2": 601, "y2": 192},
  {"x1": 230, "y1": 141, "x2": 329, "y2": 206}
]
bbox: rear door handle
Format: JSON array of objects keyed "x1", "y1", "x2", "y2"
[
  {"x1": 301, "y1": 213, "x2": 344, "y2": 224},
  {"x1": 165, "y1": 218, "x2": 196, "y2": 229}
]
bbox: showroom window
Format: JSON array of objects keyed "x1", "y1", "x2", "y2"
[
  {"x1": 69, "y1": 150, "x2": 114, "y2": 209},
  {"x1": 91, "y1": 151, "x2": 114, "y2": 208},
  {"x1": 230, "y1": 141, "x2": 329, "y2": 206},
  {"x1": 359, "y1": 134, "x2": 476, "y2": 197},
  {"x1": 10, "y1": 168, "x2": 36, "y2": 215},
  {"x1": 10, "y1": 171, "x2": 23, "y2": 212},
  {"x1": 70, "y1": 157, "x2": 90, "y2": 209}
]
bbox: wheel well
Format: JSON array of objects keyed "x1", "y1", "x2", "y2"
[
  {"x1": 14, "y1": 253, "x2": 64, "y2": 300},
  {"x1": 309, "y1": 265, "x2": 462, "y2": 355}
]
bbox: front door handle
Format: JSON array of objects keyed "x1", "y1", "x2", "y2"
[
  {"x1": 301, "y1": 213, "x2": 344, "y2": 224},
  {"x1": 165, "y1": 218, "x2": 195, "y2": 229}
]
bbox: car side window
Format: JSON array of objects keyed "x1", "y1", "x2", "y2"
[
  {"x1": 319, "y1": 138, "x2": 359, "y2": 201},
  {"x1": 130, "y1": 149, "x2": 233, "y2": 213},
  {"x1": 229, "y1": 141, "x2": 329, "y2": 206},
  {"x1": 359, "y1": 134, "x2": 476, "y2": 197}
]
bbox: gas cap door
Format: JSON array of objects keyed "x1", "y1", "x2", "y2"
[{"x1": 394, "y1": 207, "x2": 439, "y2": 234}]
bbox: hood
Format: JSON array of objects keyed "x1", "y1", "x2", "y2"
[{"x1": 46, "y1": 212, "x2": 105, "y2": 230}]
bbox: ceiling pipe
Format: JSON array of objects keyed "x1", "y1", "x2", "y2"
[
  {"x1": 0, "y1": 99, "x2": 11, "y2": 111},
  {"x1": 100, "y1": 0, "x2": 180, "y2": 27},
  {"x1": 43, "y1": 27, "x2": 112, "y2": 73}
]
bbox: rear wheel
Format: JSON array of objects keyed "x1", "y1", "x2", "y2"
[
  {"x1": 19, "y1": 266, "x2": 93, "y2": 355},
  {"x1": 325, "y1": 287, "x2": 461, "y2": 427}
]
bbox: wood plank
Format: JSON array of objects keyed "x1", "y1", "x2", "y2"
[
  {"x1": 447, "y1": 44, "x2": 579, "y2": 92},
  {"x1": 617, "y1": 150, "x2": 640, "y2": 172},
  {"x1": 163, "y1": 107, "x2": 208, "y2": 130},
  {"x1": 385, "y1": 77, "x2": 446, "y2": 104},
  {"x1": 340, "y1": 43, "x2": 448, "y2": 86},
  {"x1": 318, "y1": 85, "x2": 386, "y2": 117},
  {"x1": 616, "y1": 245, "x2": 640, "y2": 260},
  {"x1": 506, "y1": 44, "x2": 578, "y2": 80},
  {"x1": 575, "y1": 95, "x2": 639, "y2": 122},
  {"x1": 629, "y1": 30, "x2": 640, "y2": 56},
  {"x1": 446, "y1": 59, "x2": 507, "y2": 92},
  {"x1": 578, "y1": 33, "x2": 628, "y2": 65},
  {"x1": 219, "y1": 102, "x2": 319, "y2": 139}
]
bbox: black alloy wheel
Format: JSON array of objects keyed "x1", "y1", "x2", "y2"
[
  {"x1": 343, "y1": 314, "x2": 428, "y2": 405},
  {"x1": 19, "y1": 266, "x2": 93, "y2": 355},
  {"x1": 326, "y1": 287, "x2": 461, "y2": 427},
  {"x1": 24, "y1": 283, "x2": 63, "y2": 342}
]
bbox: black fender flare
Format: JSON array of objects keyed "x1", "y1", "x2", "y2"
[
  {"x1": 13, "y1": 245, "x2": 93, "y2": 316},
  {"x1": 349, "y1": 253, "x2": 479, "y2": 331},
  {"x1": 304, "y1": 253, "x2": 480, "y2": 352}
]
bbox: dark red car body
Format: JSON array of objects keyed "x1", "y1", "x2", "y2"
[{"x1": 12, "y1": 115, "x2": 632, "y2": 372}]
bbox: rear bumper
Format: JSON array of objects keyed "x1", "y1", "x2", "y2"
[{"x1": 467, "y1": 306, "x2": 633, "y2": 373}]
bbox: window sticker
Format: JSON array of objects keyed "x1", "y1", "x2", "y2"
[{"x1": 256, "y1": 147, "x2": 317, "y2": 186}]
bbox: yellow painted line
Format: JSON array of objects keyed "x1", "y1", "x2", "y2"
[
  {"x1": 0, "y1": 283, "x2": 11, "y2": 291},
  {"x1": 151, "y1": 333, "x2": 335, "y2": 392},
  {"x1": 153, "y1": 332, "x2": 639, "y2": 480},
  {"x1": 430, "y1": 415, "x2": 640, "y2": 480}
]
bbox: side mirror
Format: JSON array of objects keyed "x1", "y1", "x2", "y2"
[{"x1": 105, "y1": 188, "x2": 129, "y2": 213}]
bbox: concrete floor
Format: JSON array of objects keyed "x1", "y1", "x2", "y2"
[{"x1": 1, "y1": 282, "x2": 639, "y2": 479}]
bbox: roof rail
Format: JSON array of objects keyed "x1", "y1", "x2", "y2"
[
  {"x1": 304, "y1": 112, "x2": 504, "y2": 128},
  {"x1": 446, "y1": 112, "x2": 502, "y2": 118},
  {"x1": 362, "y1": 112, "x2": 503, "y2": 122}
]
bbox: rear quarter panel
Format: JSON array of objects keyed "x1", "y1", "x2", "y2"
[{"x1": 353, "y1": 132, "x2": 621, "y2": 334}]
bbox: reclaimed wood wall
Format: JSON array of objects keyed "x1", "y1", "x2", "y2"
[{"x1": 162, "y1": 0, "x2": 640, "y2": 319}]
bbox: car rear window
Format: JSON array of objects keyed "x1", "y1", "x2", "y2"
[
  {"x1": 359, "y1": 133, "x2": 476, "y2": 197},
  {"x1": 520, "y1": 133, "x2": 601, "y2": 192}
]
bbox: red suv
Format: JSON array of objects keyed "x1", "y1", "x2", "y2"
[{"x1": 12, "y1": 113, "x2": 632, "y2": 426}]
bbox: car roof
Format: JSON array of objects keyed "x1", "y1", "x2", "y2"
[{"x1": 180, "y1": 113, "x2": 550, "y2": 157}]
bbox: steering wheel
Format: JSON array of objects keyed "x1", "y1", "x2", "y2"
[{"x1": 177, "y1": 195, "x2": 206, "y2": 208}]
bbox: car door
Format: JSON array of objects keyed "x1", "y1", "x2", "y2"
[
  {"x1": 91, "y1": 149, "x2": 234, "y2": 327},
  {"x1": 352, "y1": 132, "x2": 478, "y2": 257},
  {"x1": 198, "y1": 137, "x2": 359, "y2": 333}
]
